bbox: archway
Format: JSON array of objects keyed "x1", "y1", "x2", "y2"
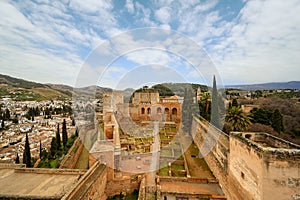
[
  {"x1": 172, "y1": 108, "x2": 177, "y2": 115},
  {"x1": 147, "y1": 107, "x2": 151, "y2": 115}
]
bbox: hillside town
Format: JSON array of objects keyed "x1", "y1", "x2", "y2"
[{"x1": 0, "y1": 98, "x2": 75, "y2": 163}]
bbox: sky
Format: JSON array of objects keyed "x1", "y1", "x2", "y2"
[{"x1": 0, "y1": 0, "x2": 300, "y2": 89}]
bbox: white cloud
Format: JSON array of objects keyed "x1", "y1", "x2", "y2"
[
  {"x1": 155, "y1": 7, "x2": 171, "y2": 24},
  {"x1": 69, "y1": 0, "x2": 112, "y2": 14},
  {"x1": 1, "y1": 0, "x2": 299, "y2": 88},
  {"x1": 211, "y1": 0, "x2": 300, "y2": 84},
  {"x1": 125, "y1": 0, "x2": 135, "y2": 14}
]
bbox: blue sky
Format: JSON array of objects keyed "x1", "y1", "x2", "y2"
[{"x1": 0, "y1": 0, "x2": 300, "y2": 89}]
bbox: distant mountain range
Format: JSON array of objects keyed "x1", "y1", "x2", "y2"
[
  {"x1": 226, "y1": 81, "x2": 300, "y2": 91},
  {"x1": 0, "y1": 73, "x2": 299, "y2": 100}
]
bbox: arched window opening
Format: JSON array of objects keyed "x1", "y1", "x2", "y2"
[
  {"x1": 141, "y1": 107, "x2": 145, "y2": 114},
  {"x1": 147, "y1": 107, "x2": 151, "y2": 115},
  {"x1": 164, "y1": 108, "x2": 169, "y2": 114},
  {"x1": 172, "y1": 108, "x2": 177, "y2": 115},
  {"x1": 157, "y1": 107, "x2": 162, "y2": 114}
]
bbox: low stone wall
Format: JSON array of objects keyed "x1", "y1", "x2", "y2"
[
  {"x1": 158, "y1": 176, "x2": 218, "y2": 184},
  {"x1": 60, "y1": 137, "x2": 83, "y2": 169},
  {"x1": 62, "y1": 162, "x2": 107, "y2": 200},
  {"x1": 0, "y1": 163, "x2": 25, "y2": 169},
  {"x1": 14, "y1": 167, "x2": 86, "y2": 175},
  {"x1": 137, "y1": 177, "x2": 146, "y2": 200}
]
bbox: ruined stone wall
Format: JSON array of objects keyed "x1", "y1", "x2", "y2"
[
  {"x1": 262, "y1": 149, "x2": 300, "y2": 200},
  {"x1": 191, "y1": 117, "x2": 300, "y2": 200},
  {"x1": 262, "y1": 154, "x2": 300, "y2": 200},
  {"x1": 228, "y1": 136, "x2": 263, "y2": 200},
  {"x1": 230, "y1": 133, "x2": 300, "y2": 200},
  {"x1": 63, "y1": 162, "x2": 107, "y2": 200},
  {"x1": 105, "y1": 175, "x2": 141, "y2": 197}
]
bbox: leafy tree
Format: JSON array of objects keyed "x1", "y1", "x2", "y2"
[
  {"x1": 62, "y1": 119, "x2": 68, "y2": 148},
  {"x1": 23, "y1": 133, "x2": 31, "y2": 167},
  {"x1": 272, "y1": 109, "x2": 284, "y2": 133},
  {"x1": 12, "y1": 116, "x2": 18, "y2": 124},
  {"x1": 250, "y1": 108, "x2": 272, "y2": 125},
  {"x1": 15, "y1": 153, "x2": 20, "y2": 164},
  {"x1": 56, "y1": 124, "x2": 61, "y2": 150},
  {"x1": 232, "y1": 98, "x2": 239, "y2": 107},
  {"x1": 211, "y1": 76, "x2": 221, "y2": 128},
  {"x1": 35, "y1": 106, "x2": 40, "y2": 116},
  {"x1": 5, "y1": 108, "x2": 10, "y2": 120},
  {"x1": 226, "y1": 106, "x2": 251, "y2": 131},
  {"x1": 251, "y1": 90, "x2": 263, "y2": 99}
]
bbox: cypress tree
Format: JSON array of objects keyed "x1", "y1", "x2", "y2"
[
  {"x1": 182, "y1": 88, "x2": 194, "y2": 133},
  {"x1": 72, "y1": 118, "x2": 76, "y2": 126},
  {"x1": 75, "y1": 127, "x2": 79, "y2": 137},
  {"x1": 50, "y1": 137, "x2": 58, "y2": 157},
  {"x1": 62, "y1": 119, "x2": 68, "y2": 148},
  {"x1": 15, "y1": 153, "x2": 20, "y2": 164},
  {"x1": 39, "y1": 140, "x2": 42, "y2": 159},
  {"x1": 211, "y1": 75, "x2": 220, "y2": 128},
  {"x1": 23, "y1": 133, "x2": 31, "y2": 167},
  {"x1": 56, "y1": 124, "x2": 61, "y2": 150},
  {"x1": 1, "y1": 120, "x2": 4, "y2": 129},
  {"x1": 5, "y1": 108, "x2": 10, "y2": 120}
]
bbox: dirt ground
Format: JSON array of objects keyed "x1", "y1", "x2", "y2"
[{"x1": 180, "y1": 134, "x2": 214, "y2": 178}]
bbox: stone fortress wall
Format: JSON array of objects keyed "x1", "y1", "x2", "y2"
[{"x1": 191, "y1": 115, "x2": 300, "y2": 200}]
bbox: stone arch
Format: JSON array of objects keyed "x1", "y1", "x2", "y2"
[
  {"x1": 172, "y1": 108, "x2": 177, "y2": 115},
  {"x1": 147, "y1": 107, "x2": 151, "y2": 115},
  {"x1": 164, "y1": 108, "x2": 169, "y2": 114},
  {"x1": 157, "y1": 107, "x2": 162, "y2": 114},
  {"x1": 141, "y1": 107, "x2": 145, "y2": 114}
]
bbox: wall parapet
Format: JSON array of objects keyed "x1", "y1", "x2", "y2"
[
  {"x1": 231, "y1": 132, "x2": 300, "y2": 161},
  {"x1": 62, "y1": 161, "x2": 107, "y2": 200}
]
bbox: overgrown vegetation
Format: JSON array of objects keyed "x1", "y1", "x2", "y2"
[{"x1": 38, "y1": 133, "x2": 77, "y2": 168}]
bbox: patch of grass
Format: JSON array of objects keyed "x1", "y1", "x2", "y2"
[
  {"x1": 159, "y1": 166, "x2": 169, "y2": 176},
  {"x1": 172, "y1": 164, "x2": 185, "y2": 177},
  {"x1": 159, "y1": 134, "x2": 168, "y2": 140},
  {"x1": 161, "y1": 149, "x2": 172, "y2": 157},
  {"x1": 50, "y1": 159, "x2": 59, "y2": 168},
  {"x1": 171, "y1": 164, "x2": 185, "y2": 171}
]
